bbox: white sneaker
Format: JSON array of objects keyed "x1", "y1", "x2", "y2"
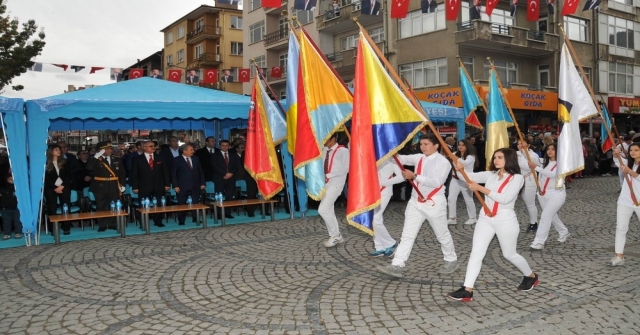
[
  {"x1": 447, "y1": 218, "x2": 457, "y2": 225},
  {"x1": 530, "y1": 243, "x2": 544, "y2": 250},
  {"x1": 557, "y1": 232, "x2": 570, "y2": 243},
  {"x1": 464, "y1": 218, "x2": 477, "y2": 225},
  {"x1": 324, "y1": 235, "x2": 344, "y2": 248},
  {"x1": 611, "y1": 256, "x2": 625, "y2": 266}
]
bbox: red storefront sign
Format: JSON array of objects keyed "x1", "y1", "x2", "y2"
[
  {"x1": 438, "y1": 127, "x2": 457, "y2": 133},
  {"x1": 608, "y1": 97, "x2": 640, "y2": 114}
]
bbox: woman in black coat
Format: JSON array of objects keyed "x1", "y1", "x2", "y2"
[{"x1": 44, "y1": 144, "x2": 72, "y2": 234}]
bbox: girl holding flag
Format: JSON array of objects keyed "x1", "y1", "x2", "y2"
[
  {"x1": 368, "y1": 159, "x2": 404, "y2": 257},
  {"x1": 447, "y1": 139, "x2": 478, "y2": 226},
  {"x1": 527, "y1": 143, "x2": 570, "y2": 250},
  {"x1": 517, "y1": 138, "x2": 542, "y2": 233},
  {"x1": 611, "y1": 143, "x2": 640, "y2": 266},
  {"x1": 448, "y1": 148, "x2": 538, "y2": 302}
]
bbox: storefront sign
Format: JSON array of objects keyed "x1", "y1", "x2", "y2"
[
  {"x1": 415, "y1": 88, "x2": 463, "y2": 107},
  {"x1": 608, "y1": 97, "x2": 640, "y2": 114},
  {"x1": 438, "y1": 127, "x2": 457, "y2": 134},
  {"x1": 477, "y1": 87, "x2": 558, "y2": 111}
]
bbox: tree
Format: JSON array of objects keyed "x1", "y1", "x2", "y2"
[{"x1": 0, "y1": 0, "x2": 46, "y2": 92}]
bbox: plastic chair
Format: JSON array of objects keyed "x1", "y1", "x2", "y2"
[
  {"x1": 235, "y1": 180, "x2": 247, "y2": 199},
  {"x1": 54, "y1": 190, "x2": 90, "y2": 231}
]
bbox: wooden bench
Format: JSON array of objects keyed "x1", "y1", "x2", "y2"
[
  {"x1": 136, "y1": 204, "x2": 208, "y2": 235},
  {"x1": 48, "y1": 211, "x2": 128, "y2": 245},
  {"x1": 209, "y1": 199, "x2": 278, "y2": 226}
]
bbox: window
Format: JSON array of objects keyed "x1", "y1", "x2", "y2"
[
  {"x1": 166, "y1": 54, "x2": 173, "y2": 66},
  {"x1": 177, "y1": 49, "x2": 185, "y2": 63},
  {"x1": 231, "y1": 42, "x2": 243, "y2": 55},
  {"x1": 607, "y1": 16, "x2": 634, "y2": 49},
  {"x1": 538, "y1": 65, "x2": 549, "y2": 87},
  {"x1": 252, "y1": 55, "x2": 266, "y2": 78},
  {"x1": 250, "y1": 0, "x2": 261, "y2": 11},
  {"x1": 399, "y1": 58, "x2": 448, "y2": 89},
  {"x1": 538, "y1": 16, "x2": 548, "y2": 33},
  {"x1": 231, "y1": 16, "x2": 243, "y2": 29},
  {"x1": 195, "y1": 44, "x2": 204, "y2": 58},
  {"x1": 483, "y1": 60, "x2": 517, "y2": 84},
  {"x1": 280, "y1": 91, "x2": 287, "y2": 100},
  {"x1": 279, "y1": 53, "x2": 288, "y2": 77},
  {"x1": 608, "y1": 62, "x2": 634, "y2": 95},
  {"x1": 292, "y1": 8, "x2": 314, "y2": 25},
  {"x1": 195, "y1": 18, "x2": 204, "y2": 31},
  {"x1": 177, "y1": 26, "x2": 185, "y2": 39},
  {"x1": 250, "y1": 21, "x2": 265, "y2": 44},
  {"x1": 609, "y1": 0, "x2": 634, "y2": 13},
  {"x1": 399, "y1": 9, "x2": 446, "y2": 39},
  {"x1": 369, "y1": 27, "x2": 385, "y2": 43},
  {"x1": 462, "y1": 57, "x2": 474, "y2": 80},
  {"x1": 564, "y1": 17, "x2": 588, "y2": 42},
  {"x1": 340, "y1": 34, "x2": 359, "y2": 51},
  {"x1": 166, "y1": 32, "x2": 173, "y2": 45}
]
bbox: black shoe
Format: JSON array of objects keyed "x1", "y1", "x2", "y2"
[
  {"x1": 178, "y1": 222, "x2": 185, "y2": 226},
  {"x1": 155, "y1": 223, "x2": 166, "y2": 227},
  {"x1": 517, "y1": 273, "x2": 540, "y2": 291},
  {"x1": 63, "y1": 230, "x2": 71, "y2": 235},
  {"x1": 527, "y1": 223, "x2": 538, "y2": 233},
  {"x1": 447, "y1": 286, "x2": 473, "y2": 302},
  {"x1": 98, "y1": 227, "x2": 107, "y2": 232},
  {"x1": 225, "y1": 214, "x2": 234, "y2": 219}
]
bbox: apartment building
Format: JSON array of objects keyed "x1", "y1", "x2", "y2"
[{"x1": 161, "y1": 4, "x2": 244, "y2": 94}]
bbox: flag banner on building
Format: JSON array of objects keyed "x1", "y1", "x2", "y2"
[
  {"x1": 459, "y1": 67, "x2": 484, "y2": 129},
  {"x1": 562, "y1": 0, "x2": 579, "y2": 15},
  {"x1": 168, "y1": 69, "x2": 182, "y2": 83},
  {"x1": 347, "y1": 31, "x2": 428, "y2": 234},
  {"x1": 110, "y1": 68, "x2": 123, "y2": 81},
  {"x1": 548, "y1": 0, "x2": 555, "y2": 14},
  {"x1": 28, "y1": 62, "x2": 43, "y2": 72},
  {"x1": 510, "y1": 0, "x2": 517, "y2": 16},
  {"x1": 294, "y1": 29, "x2": 352, "y2": 200},
  {"x1": 556, "y1": 43, "x2": 598, "y2": 187},
  {"x1": 271, "y1": 66, "x2": 282, "y2": 78},
  {"x1": 129, "y1": 68, "x2": 144, "y2": 79},
  {"x1": 293, "y1": 0, "x2": 317, "y2": 11},
  {"x1": 262, "y1": 0, "x2": 282, "y2": 8},
  {"x1": 527, "y1": 0, "x2": 539, "y2": 21},
  {"x1": 238, "y1": 68, "x2": 251, "y2": 82},
  {"x1": 485, "y1": 0, "x2": 500, "y2": 16},
  {"x1": 89, "y1": 67, "x2": 104, "y2": 74},
  {"x1": 601, "y1": 103, "x2": 614, "y2": 153},
  {"x1": 421, "y1": 0, "x2": 438, "y2": 13},
  {"x1": 583, "y1": 0, "x2": 600, "y2": 11},
  {"x1": 70, "y1": 65, "x2": 85, "y2": 73},
  {"x1": 245, "y1": 76, "x2": 285, "y2": 200},
  {"x1": 445, "y1": 0, "x2": 461, "y2": 20},
  {"x1": 485, "y1": 69, "x2": 514, "y2": 170},
  {"x1": 204, "y1": 69, "x2": 218, "y2": 84},
  {"x1": 391, "y1": 0, "x2": 410, "y2": 18},
  {"x1": 361, "y1": 0, "x2": 381, "y2": 15},
  {"x1": 52, "y1": 64, "x2": 68, "y2": 71},
  {"x1": 286, "y1": 31, "x2": 301, "y2": 156}
]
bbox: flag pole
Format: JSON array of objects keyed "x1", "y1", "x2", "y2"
[
  {"x1": 353, "y1": 18, "x2": 492, "y2": 215},
  {"x1": 486, "y1": 57, "x2": 542, "y2": 192},
  {"x1": 455, "y1": 55, "x2": 486, "y2": 130}
]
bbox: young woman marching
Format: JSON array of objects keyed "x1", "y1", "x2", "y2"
[
  {"x1": 528, "y1": 143, "x2": 570, "y2": 249},
  {"x1": 447, "y1": 148, "x2": 539, "y2": 302},
  {"x1": 368, "y1": 158, "x2": 405, "y2": 257},
  {"x1": 517, "y1": 138, "x2": 542, "y2": 232},
  {"x1": 447, "y1": 139, "x2": 478, "y2": 226},
  {"x1": 611, "y1": 143, "x2": 640, "y2": 266}
]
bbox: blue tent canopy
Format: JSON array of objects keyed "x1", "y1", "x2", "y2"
[
  {"x1": 25, "y1": 78, "x2": 251, "y2": 233},
  {"x1": 420, "y1": 101, "x2": 466, "y2": 138},
  {"x1": 0, "y1": 97, "x2": 33, "y2": 235}
]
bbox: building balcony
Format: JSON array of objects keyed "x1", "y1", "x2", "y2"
[
  {"x1": 187, "y1": 53, "x2": 222, "y2": 69},
  {"x1": 455, "y1": 20, "x2": 559, "y2": 57},
  {"x1": 326, "y1": 41, "x2": 383, "y2": 76},
  {"x1": 264, "y1": 28, "x2": 289, "y2": 50},
  {"x1": 263, "y1": 1, "x2": 288, "y2": 15},
  {"x1": 316, "y1": 2, "x2": 382, "y2": 34},
  {"x1": 186, "y1": 25, "x2": 221, "y2": 44}
]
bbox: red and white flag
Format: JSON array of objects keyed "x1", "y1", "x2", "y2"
[
  {"x1": 168, "y1": 69, "x2": 182, "y2": 83},
  {"x1": 390, "y1": 0, "x2": 410, "y2": 18},
  {"x1": 445, "y1": 0, "x2": 461, "y2": 21},
  {"x1": 262, "y1": 0, "x2": 281, "y2": 8},
  {"x1": 527, "y1": 0, "x2": 539, "y2": 21},
  {"x1": 238, "y1": 68, "x2": 250, "y2": 83},
  {"x1": 52, "y1": 64, "x2": 68, "y2": 71},
  {"x1": 89, "y1": 67, "x2": 104, "y2": 74},
  {"x1": 129, "y1": 68, "x2": 144, "y2": 79},
  {"x1": 271, "y1": 66, "x2": 282, "y2": 78},
  {"x1": 204, "y1": 69, "x2": 217, "y2": 84},
  {"x1": 562, "y1": 0, "x2": 579, "y2": 15},
  {"x1": 486, "y1": 0, "x2": 500, "y2": 16}
]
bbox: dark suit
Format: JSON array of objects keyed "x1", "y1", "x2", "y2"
[
  {"x1": 361, "y1": 0, "x2": 381, "y2": 15},
  {"x1": 421, "y1": 0, "x2": 438, "y2": 13},
  {"x1": 171, "y1": 155, "x2": 205, "y2": 224},
  {"x1": 111, "y1": 73, "x2": 123, "y2": 81},
  {"x1": 221, "y1": 75, "x2": 234, "y2": 82},
  {"x1": 510, "y1": 4, "x2": 516, "y2": 17},
  {"x1": 130, "y1": 153, "x2": 170, "y2": 225},
  {"x1": 86, "y1": 155, "x2": 126, "y2": 229},
  {"x1": 151, "y1": 74, "x2": 163, "y2": 79},
  {"x1": 212, "y1": 150, "x2": 240, "y2": 202},
  {"x1": 186, "y1": 75, "x2": 200, "y2": 85},
  {"x1": 44, "y1": 162, "x2": 72, "y2": 232},
  {"x1": 195, "y1": 147, "x2": 216, "y2": 181},
  {"x1": 470, "y1": 5, "x2": 481, "y2": 20}
]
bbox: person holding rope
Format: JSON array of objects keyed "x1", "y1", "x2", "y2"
[
  {"x1": 86, "y1": 141, "x2": 126, "y2": 232},
  {"x1": 611, "y1": 143, "x2": 640, "y2": 266},
  {"x1": 517, "y1": 138, "x2": 542, "y2": 233},
  {"x1": 377, "y1": 134, "x2": 458, "y2": 278},
  {"x1": 448, "y1": 148, "x2": 538, "y2": 302},
  {"x1": 528, "y1": 143, "x2": 570, "y2": 249}
]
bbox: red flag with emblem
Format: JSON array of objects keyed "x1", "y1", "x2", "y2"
[
  {"x1": 527, "y1": 0, "x2": 539, "y2": 21},
  {"x1": 562, "y1": 0, "x2": 579, "y2": 15},
  {"x1": 262, "y1": 0, "x2": 281, "y2": 8},
  {"x1": 390, "y1": 0, "x2": 410, "y2": 18},
  {"x1": 168, "y1": 69, "x2": 182, "y2": 83},
  {"x1": 129, "y1": 68, "x2": 144, "y2": 79},
  {"x1": 486, "y1": 0, "x2": 499, "y2": 16},
  {"x1": 204, "y1": 69, "x2": 217, "y2": 84},
  {"x1": 89, "y1": 67, "x2": 104, "y2": 74},
  {"x1": 238, "y1": 68, "x2": 250, "y2": 82},
  {"x1": 271, "y1": 66, "x2": 282, "y2": 78},
  {"x1": 445, "y1": 0, "x2": 461, "y2": 20}
]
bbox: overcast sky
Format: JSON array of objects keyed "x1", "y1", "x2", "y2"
[{"x1": 2, "y1": 0, "x2": 223, "y2": 100}]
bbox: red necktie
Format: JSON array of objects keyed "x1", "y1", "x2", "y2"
[
  {"x1": 187, "y1": 157, "x2": 192, "y2": 169},
  {"x1": 324, "y1": 149, "x2": 332, "y2": 174},
  {"x1": 148, "y1": 155, "x2": 154, "y2": 170}
]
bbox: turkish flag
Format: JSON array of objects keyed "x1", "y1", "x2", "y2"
[
  {"x1": 445, "y1": 0, "x2": 461, "y2": 21},
  {"x1": 204, "y1": 69, "x2": 218, "y2": 84},
  {"x1": 238, "y1": 68, "x2": 250, "y2": 82},
  {"x1": 168, "y1": 69, "x2": 182, "y2": 83},
  {"x1": 486, "y1": 0, "x2": 500, "y2": 16},
  {"x1": 390, "y1": 0, "x2": 410, "y2": 18},
  {"x1": 271, "y1": 66, "x2": 282, "y2": 78},
  {"x1": 52, "y1": 64, "x2": 68, "y2": 71},
  {"x1": 527, "y1": 0, "x2": 539, "y2": 21},
  {"x1": 262, "y1": 0, "x2": 281, "y2": 8},
  {"x1": 89, "y1": 67, "x2": 104, "y2": 74},
  {"x1": 130, "y1": 68, "x2": 144, "y2": 79},
  {"x1": 562, "y1": 0, "x2": 579, "y2": 15}
]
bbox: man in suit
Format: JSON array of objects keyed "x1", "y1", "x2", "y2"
[
  {"x1": 111, "y1": 68, "x2": 123, "y2": 81},
  {"x1": 195, "y1": 136, "x2": 217, "y2": 182},
  {"x1": 85, "y1": 141, "x2": 126, "y2": 232},
  {"x1": 130, "y1": 140, "x2": 170, "y2": 227},
  {"x1": 361, "y1": 0, "x2": 381, "y2": 15},
  {"x1": 161, "y1": 136, "x2": 181, "y2": 170},
  {"x1": 212, "y1": 140, "x2": 240, "y2": 218},
  {"x1": 470, "y1": 0, "x2": 482, "y2": 20},
  {"x1": 186, "y1": 70, "x2": 200, "y2": 85},
  {"x1": 421, "y1": 0, "x2": 438, "y2": 13},
  {"x1": 510, "y1": 0, "x2": 517, "y2": 16},
  {"x1": 58, "y1": 141, "x2": 80, "y2": 187},
  {"x1": 171, "y1": 144, "x2": 205, "y2": 225},
  {"x1": 221, "y1": 69, "x2": 234, "y2": 83},
  {"x1": 151, "y1": 69, "x2": 163, "y2": 79},
  {"x1": 294, "y1": 0, "x2": 317, "y2": 10}
]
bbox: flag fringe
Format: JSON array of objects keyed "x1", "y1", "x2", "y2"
[
  {"x1": 260, "y1": 182, "x2": 284, "y2": 200},
  {"x1": 345, "y1": 199, "x2": 380, "y2": 236},
  {"x1": 377, "y1": 121, "x2": 428, "y2": 166},
  {"x1": 556, "y1": 165, "x2": 583, "y2": 188}
]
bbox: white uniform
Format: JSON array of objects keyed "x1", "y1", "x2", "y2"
[
  {"x1": 392, "y1": 152, "x2": 457, "y2": 267},
  {"x1": 462, "y1": 172, "x2": 532, "y2": 288},
  {"x1": 372, "y1": 160, "x2": 405, "y2": 250},
  {"x1": 447, "y1": 154, "x2": 477, "y2": 222},
  {"x1": 614, "y1": 158, "x2": 640, "y2": 254},
  {"x1": 618, "y1": 142, "x2": 630, "y2": 187},
  {"x1": 517, "y1": 149, "x2": 542, "y2": 225},
  {"x1": 319, "y1": 144, "x2": 349, "y2": 237},
  {"x1": 532, "y1": 162, "x2": 569, "y2": 245}
]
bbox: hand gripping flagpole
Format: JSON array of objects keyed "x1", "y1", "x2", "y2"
[
  {"x1": 486, "y1": 57, "x2": 542, "y2": 193},
  {"x1": 352, "y1": 18, "x2": 492, "y2": 214},
  {"x1": 558, "y1": 23, "x2": 639, "y2": 205}
]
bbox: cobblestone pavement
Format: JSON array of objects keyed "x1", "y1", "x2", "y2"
[{"x1": 0, "y1": 176, "x2": 638, "y2": 334}]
